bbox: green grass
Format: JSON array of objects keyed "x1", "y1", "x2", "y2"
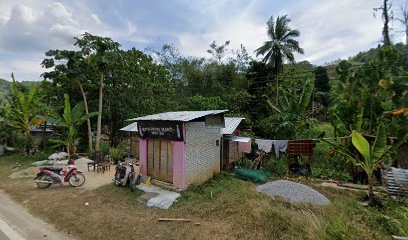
[
  {"x1": 1, "y1": 153, "x2": 407, "y2": 239},
  {"x1": 177, "y1": 173, "x2": 408, "y2": 239}
]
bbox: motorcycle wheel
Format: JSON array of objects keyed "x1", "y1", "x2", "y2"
[
  {"x1": 68, "y1": 173, "x2": 86, "y2": 187},
  {"x1": 36, "y1": 175, "x2": 52, "y2": 189},
  {"x1": 129, "y1": 175, "x2": 135, "y2": 192},
  {"x1": 114, "y1": 173, "x2": 121, "y2": 186}
]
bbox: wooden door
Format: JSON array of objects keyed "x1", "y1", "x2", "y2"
[{"x1": 147, "y1": 140, "x2": 173, "y2": 183}]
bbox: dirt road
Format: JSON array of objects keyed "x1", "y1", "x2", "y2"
[{"x1": 0, "y1": 190, "x2": 72, "y2": 240}]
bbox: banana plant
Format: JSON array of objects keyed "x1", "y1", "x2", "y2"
[
  {"x1": 5, "y1": 79, "x2": 43, "y2": 154},
  {"x1": 266, "y1": 79, "x2": 314, "y2": 114},
  {"x1": 40, "y1": 94, "x2": 98, "y2": 158},
  {"x1": 324, "y1": 124, "x2": 388, "y2": 200}
]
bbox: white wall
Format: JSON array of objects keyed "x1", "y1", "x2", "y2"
[{"x1": 184, "y1": 121, "x2": 221, "y2": 187}]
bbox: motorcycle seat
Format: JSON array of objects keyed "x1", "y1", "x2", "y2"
[{"x1": 43, "y1": 167, "x2": 63, "y2": 172}]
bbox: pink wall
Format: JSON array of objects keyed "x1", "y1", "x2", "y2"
[
  {"x1": 139, "y1": 139, "x2": 147, "y2": 175},
  {"x1": 172, "y1": 141, "x2": 185, "y2": 189},
  {"x1": 138, "y1": 135, "x2": 186, "y2": 190}
]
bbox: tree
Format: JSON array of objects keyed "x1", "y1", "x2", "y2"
[
  {"x1": 258, "y1": 79, "x2": 315, "y2": 139},
  {"x1": 314, "y1": 66, "x2": 331, "y2": 92},
  {"x1": 207, "y1": 40, "x2": 230, "y2": 63},
  {"x1": 374, "y1": 0, "x2": 392, "y2": 46},
  {"x1": 42, "y1": 49, "x2": 95, "y2": 151},
  {"x1": 41, "y1": 94, "x2": 97, "y2": 158},
  {"x1": 266, "y1": 79, "x2": 314, "y2": 115},
  {"x1": 74, "y1": 33, "x2": 120, "y2": 151},
  {"x1": 5, "y1": 76, "x2": 42, "y2": 154},
  {"x1": 103, "y1": 48, "x2": 180, "y2": 146},
  {"x1": 255, "y1": 15, "x2": 304, "y2": 104},
  {"x1": 186, "y1": 95, "x2": 227, "y2": 111}
]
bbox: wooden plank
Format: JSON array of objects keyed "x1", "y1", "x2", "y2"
[
  {"x1": 158, "y1": 218, "x2": 191, "y2": 222},
  {"x1": 160, "y1": 140, "x2": 167, "y2": 181},
  {"x1": 154, "y1": 140, "x2": 161, "y2": 179},
  {"x1": 167, "y1": 141, "x2": 173, "y2": 183}
]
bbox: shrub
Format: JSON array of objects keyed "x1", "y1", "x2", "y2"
[
  {"x1": 109, "y1": 147, "x2": 127, "y2": 164},
  {"x1": 100, "y1": 140, "x2": 110, "y2": 155},
  {"x1": 266, "y1": 155, "x2": 288, "y2": 177},
  {"x1": 311, "y1": 141, "x2": 353, "y2": 181}
]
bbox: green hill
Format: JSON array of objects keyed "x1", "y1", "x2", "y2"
[
  {"x1": 0, "y1": 78, "x2": 11, "y2": 103},
  {"x1": 0, "y1": 78, "x2": 36, "y2": 103}
]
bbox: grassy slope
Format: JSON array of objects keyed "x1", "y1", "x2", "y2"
[{"x1": 0, "y1": 154, "x2": 407, "y2": 239}]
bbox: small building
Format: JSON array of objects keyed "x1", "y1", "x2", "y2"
[
  {"x1": 119, "y1": 122, "x2": 140, "y2": 158},
  {"x1": 30, "y1": 123, "x2": 56, "y2": 138},
  {"x1": 221, "y1": 117, "x2": 250, "y2": 170},
  {"x1": 127, "y1": 110, "x2": 227, "y2": 191}
]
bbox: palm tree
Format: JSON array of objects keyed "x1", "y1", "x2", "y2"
[
  {"x1": 255, "y1": 15, "x2": 304, "y2": 103},
  {"x1": 41, "y1": 94, "x2": 97, "y2": 158}
]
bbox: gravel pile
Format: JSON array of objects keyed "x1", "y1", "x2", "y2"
[{"x1": 257, "y1": 180, "x2": 330, "y2": 205}]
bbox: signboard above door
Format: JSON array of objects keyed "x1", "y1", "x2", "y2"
[{"x1": 137, "y1": 121, "x2": 183, "y2": 141}]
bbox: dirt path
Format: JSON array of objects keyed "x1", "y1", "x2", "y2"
[{"x1": 0, "y1": 190, "x2": 72, "y2": 240}]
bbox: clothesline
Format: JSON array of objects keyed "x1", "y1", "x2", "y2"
[
  {"x1": 236, "y1": 135, "x2": 352, "y2": 156},
  {"x1": 311, "y1": 135, "x2": 352, "y2": 141}
]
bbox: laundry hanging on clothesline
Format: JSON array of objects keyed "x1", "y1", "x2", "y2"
[
  {"x1": 255, "y1": 139, "x2": 274, "y2": 153},
  {"x1": 255, "y1": 139, "x2": 289, "y2": 158},
  {"x1": 273, "y1": 140, "x2": 288, "y2": 158}
]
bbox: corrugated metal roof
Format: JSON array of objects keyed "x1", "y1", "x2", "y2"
[
  {"x1": 127, "y1": 110, "x2": 228, "y2": 122},
  {"x1": 222, "y1": 117, "x2": 244, "y2": 135},
  {"x1": 120, "y1": 122, "x2": 138, "y2": 132},
  {"x1": 226, "y1": 136, "x2": 251, "y2": 142}
]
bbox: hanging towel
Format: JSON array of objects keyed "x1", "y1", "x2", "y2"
[
  {"x1": 238, "y1": 141, "x2": 251, "y2": 153},
  {"x1": 272, "y1": 140, "x2": 288, "y2": 158},
  {"x1": 255, "y1": 139, "x2": 274, "y2": 153}
]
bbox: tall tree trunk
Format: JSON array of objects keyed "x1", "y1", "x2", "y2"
[
  {"x1": 95, "y1": 71, "x2": 104, "y2": 151},
  {"x1": 78, "y1": 81, "x2": 93, "y2": 151},
  {"x1": 274, "y1": 52, "x2": 283, "y2": 105},
  {"x1": 382, "y1": 0, "x2": 391, "y2": 46},
  {"x1": 110, "y1": 70, "x2": 119, "y2": 147}
]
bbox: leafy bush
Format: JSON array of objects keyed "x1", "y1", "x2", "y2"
[
  {"x1": 100, "y1": 140, "x2": 110, "y2": 155},
  {"x1": 266, "y1": 155, "x2": 288, "y2": 177},
  {"x1": 311, "y1": 141, "x2": 353, "y2": 181},
  {"x1": 236, "y1": 158, "x2": 253, "y2": 169},
  {"x1": 30, "y1": 151, "x2": 53, "y2": 162},
  {"x1": 12, "y1": 132, "x2": 28, "y2": 151},
  {"x1": 109, "y1": 147, "x2": 127, "y2": 164}
]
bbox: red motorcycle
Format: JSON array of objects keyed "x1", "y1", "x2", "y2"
[{"x1": 34, "y1": 159, "x2": 86, "y2": 189}]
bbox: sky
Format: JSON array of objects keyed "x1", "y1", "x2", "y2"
[{"x1": 0, "y1": 0, "x2": 406, "y2": 81}]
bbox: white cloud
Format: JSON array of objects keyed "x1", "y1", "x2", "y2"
[
  {"x1": 0, "y1": 56, "x2": 44, "y2": 81},
  {"x1": 0, "y1": 1, "x2": 142, "y2": 80},
  {"x1": 0, "y1": 0, "x2": 405, "y2": 81},
  {"x1": 291, "y1": 0, "x2": 384, "y2": 63}
]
